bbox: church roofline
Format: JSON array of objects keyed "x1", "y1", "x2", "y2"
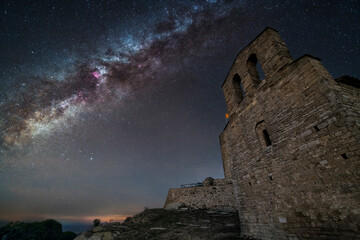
[{"x1": 221, "y1": 27, "x2": 278, "y2": 88}]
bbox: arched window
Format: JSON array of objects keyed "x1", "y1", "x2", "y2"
[
  {"x1": 232, "y1": 74, "x2": 245, "y2": 102},
  {"x1": 246, "y1": 54, "x2": 265, "y2": 85},
  {"x1": 256, "y1": 121, "x2": 272, "y2": 148},
  {"x1": 262, "y1": 129, "x2": 272, "y2": 146}
]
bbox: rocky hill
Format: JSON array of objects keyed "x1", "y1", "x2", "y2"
[
  {"x1": 0, "y1": 219, "x2": 77, "y2": 240},
  {"x1": 75, "y1": 207, "x2": 257, "y2": 240}
]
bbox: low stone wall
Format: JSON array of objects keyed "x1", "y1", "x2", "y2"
[{"x1": 164, "y1": 178, "x2": 236, "y2": 210}]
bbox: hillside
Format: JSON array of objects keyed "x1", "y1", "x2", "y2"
[
  {"x1": 0, "y1": 219, "x2": 76, "y2": 240},
  {"x1": 75, "y1": 208, "x2": 256, "y2": 240}
]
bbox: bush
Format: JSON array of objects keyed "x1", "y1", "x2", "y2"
[
  {"x1": 93, "y1": 219, "x2": 101, "y2": 227},
  {"x1": 63, "y1": 231, "x2": 77, "y2": 240}
]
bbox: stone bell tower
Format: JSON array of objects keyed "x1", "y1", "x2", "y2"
[{"x1": 220, "y1": 27, "x2": 360, "y2": 239}]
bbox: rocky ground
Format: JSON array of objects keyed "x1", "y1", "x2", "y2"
[{"x1": 75, "y1": 208, "x2": 258, "y2": 240}]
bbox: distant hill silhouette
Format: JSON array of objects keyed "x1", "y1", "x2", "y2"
[{"x1": 0, "y1": 219, "x2": 77, "y2": 240}]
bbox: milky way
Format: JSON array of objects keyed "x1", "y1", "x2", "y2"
[
  {"x1": 0, "y1": 0, "x2": 359, "y2": 230},
  {"x1": 1, "y1": 1, "x2": 240, "y2": 149}
]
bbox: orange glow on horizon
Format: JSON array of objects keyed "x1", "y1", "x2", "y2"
[
  {"x1": 82, "y1": 214, "x2": 131, "y2": 223},
  {"x1": 0, "y1": 214, "x2": 133, "y2": 224}
]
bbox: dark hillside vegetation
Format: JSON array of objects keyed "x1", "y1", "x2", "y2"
[{"x1": 0, "y1": 219, "x2": 77, "y2": 240}]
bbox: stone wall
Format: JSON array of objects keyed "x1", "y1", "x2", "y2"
[
  {"x1": 220, "y1": 27, "x2": 360, "y2": 239},
  {"x1": 164, "y1": 178, "x2": 236, "y2": 210}
]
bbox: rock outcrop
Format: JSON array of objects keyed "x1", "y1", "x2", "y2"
[{"x1": 75, "y1": 208, "x2": 254, "y2": 240}]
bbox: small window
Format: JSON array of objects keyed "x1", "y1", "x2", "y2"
[
  {"x1": 262, "y1": 129, "x2": 272, "y2": 146},
  {"x1": 256, "y1": 121, "x2": 272, "y2": 148},
  {"x1": 246, "y1": 54, "x2": 265, "y2": 85},
  {"x1": 232, "y1": 74, "x2": 245, "y2": 102}
]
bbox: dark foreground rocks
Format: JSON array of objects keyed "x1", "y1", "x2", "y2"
[
  {"x1": 0, "y1": 219, "x2": 77, "y2": 240},
  {"x1": 75, "y1": 208, "x2": 258, "y2": 240}
]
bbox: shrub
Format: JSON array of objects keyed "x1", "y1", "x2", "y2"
[
  {"x1": 93, "y1": 219, "x2": 101, "y2": 227},
  {"x1": 63, "y1": 231, "x2": 77, "y2": 240}
]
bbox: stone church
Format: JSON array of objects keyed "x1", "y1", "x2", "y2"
[{"x1": 166, "y1": 27, "x2": 360, "y2": 239}]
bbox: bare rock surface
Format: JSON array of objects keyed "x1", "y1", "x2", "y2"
[
  {"x1": 164, "y1": 202, "x2": 184, "y2": 210},
  {"x1": 75, "y1": 208, "x2": 259, "y2": 240}
]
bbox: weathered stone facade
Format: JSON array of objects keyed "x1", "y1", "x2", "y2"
[
  {"x1": 220, "y1": 27, "x2": 360, "y2": 239},
  {"x1": 164, "y1": 178, "x2": 236, "y2": 210}
]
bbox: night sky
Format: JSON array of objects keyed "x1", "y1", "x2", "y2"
[{"x1": 0, "y1": 0, "x2": 359, "y2": 230}]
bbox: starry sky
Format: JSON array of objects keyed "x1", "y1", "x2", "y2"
[{"x1": 0, "y1": 0, "x2": 359, "y2": 230}]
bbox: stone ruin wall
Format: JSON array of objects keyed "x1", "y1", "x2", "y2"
[
  {"x1": 220, "y1": 28, "x2": 360, "y2": 239},
  {"x1": 164, "y1": 178, "x2": 236, "y2": 210}
]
